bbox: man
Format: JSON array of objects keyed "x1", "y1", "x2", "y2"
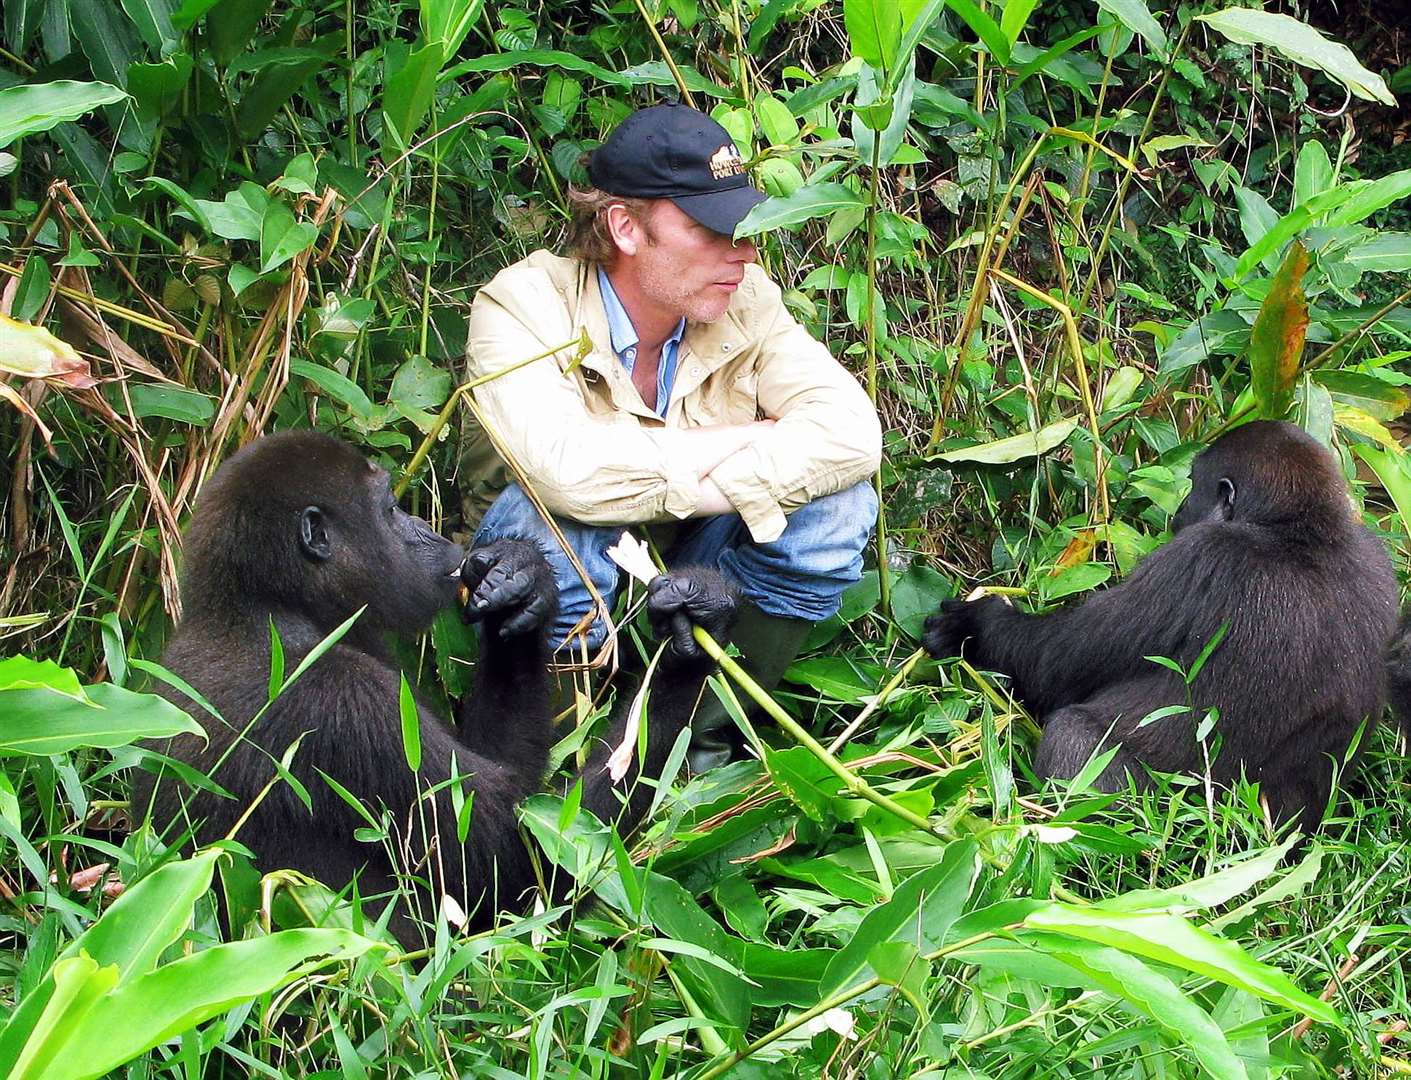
[{"x1": 458, "y1": 101, "x2": 881, "y2": 769}]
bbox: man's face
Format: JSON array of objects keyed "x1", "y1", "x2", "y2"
[{"x1": 627, "y1": 201, "x2": 758, "y2": 324}]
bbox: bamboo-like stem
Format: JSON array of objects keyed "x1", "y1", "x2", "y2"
[
  {"x1": 990, "y1": 267, "x2": 1109, "y2": 523},
  {"x1": 632, "y1": 0, "x2": 696, "y2": 108},
  {"x1": 394, "y1": 333, "x2": 589, "y2": 498},
  {"x1": 688, "y1": 626, "x2": 950, "y2": 839},
  {"x1": 863, "y1": 136, "x2": 893, "y2": 634}
]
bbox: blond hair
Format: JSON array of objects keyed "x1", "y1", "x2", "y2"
[{"x1": 565, "y1": 182, "x2": 658, "y2": 264}]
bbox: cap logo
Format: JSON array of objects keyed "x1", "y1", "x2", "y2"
[{"x1": 708, "y1": 143, "x2": 745, "y2": 180}]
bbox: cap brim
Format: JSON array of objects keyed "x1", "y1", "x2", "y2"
[{"x1": 671, "y1": 185, "x2": 768, "y2": 237}]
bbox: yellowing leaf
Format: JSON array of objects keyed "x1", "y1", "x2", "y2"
[
  {"x1": 1248, "y1": 241, "x2": 1308, "y2": 420},
  {"x1": 0, "y1": 314, "x2": 95, "y2": 387}
]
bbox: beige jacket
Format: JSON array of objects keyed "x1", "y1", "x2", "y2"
[{"x1": 458, "y1": 250, "x2": 881, "y2": 543}]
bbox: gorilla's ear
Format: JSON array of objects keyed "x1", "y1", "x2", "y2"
[
  {"x1": 299, "y1": 506, "x2": 332, "y2": 562},
  {"x1": 1217, "y1": 477, "x2": 1236, "y2": 519}
]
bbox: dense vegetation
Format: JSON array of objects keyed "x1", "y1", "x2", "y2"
[{"x1": 2, "y1": 0, "x2": 1410, "y2": 1076}]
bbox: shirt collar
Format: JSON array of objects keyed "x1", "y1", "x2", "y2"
[{"x1": 596, "y1": 267, "x2": 685, "y2": 362}]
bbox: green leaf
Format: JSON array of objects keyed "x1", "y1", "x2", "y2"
[
  {"x1": 1197, "y1": 8, "x2": 1394, "y2": 105},
  {"x1": 868, "y1": 940, "x2": 931, "y2": 1019},
  {"x1": 1247, "y1": 240, "x2": 1309, "y2": 420},
  {"x1": 12, "y1": 256, "x2": 51, "y2": 323},
  {"x1": 207, "y1": 0, "x2": 272, "y2": 65},
  {"x1": 889, "y1": 561, "x2": 952, "y2": 640},
  {"x1": 1324, "y1": 170, "x2": 1411, "y2": 228},
  {"x1": 1355, "y1": 445, "x2": 1411, "y2": 543},
  {"x1": 735, "y1": 181, "x2": 866, "y2": 238},
  {"x1": 0, "y1": 81, "x2": 127, "y2": 149},
  {"x1": 820, "y1": 840, "x2": 979, "y2": 998},
  {"x1": 127, "y1": 55, "x2": 193, "y2": 121},
  {"x1": 235, "y1": 40, "x2": 335, "y2": 138},
  {"x1": 68, "y1": 0, "x2": 140, "y2": 87},
  {"x1": 843, "y1": 0, "x2": 901, "y2": 77},
  {"x1": 1293, "y1": 139, "x2": 1333, "y2": 210},
  {"x1": 192, "y1": 181, "x2": 268, "y2": 242},
  {"x1": 259, "y1": 199, "x2": 318, "y2": 274},
  {"x1": 931, "y1": 416, "x2": 1080, "y2": 464},
  {"x1": 1043, "y1": 562, "x2": 1112, "y2": 601},
  {"x1": 382, "y1": 41, "x2": 444, "y2": 154},
  {"x1": 389, "y1": 354, "x2": 453, "y2": 411},
  {"x1": 642, "y1": 873, "x2": 750, "y2": 1042},
  {"x1": 999, "y1": 0, "x2": 1039, "y2": 47},
  {"x1": 398, "y1": 673, "x2": 421, "y2": 772},
  {"x1": 942, "y1": 0, "x2": 1009, "y2": 66},
  {"x1": 1095, "y1": 0, "x2": 1167, "y2": 54},
  {"x1": 0, "y1": 656, "x2": 87, "y2": 699},
  {"x1": 1023, "y1": 932, "x2": 1249, "y2": 1079},
  {"x1": 1023, "y1": 903, "x2": 1341, "y2": 1023},
  {"x1": 0, "y1": 682, "x2": 202, "y2": 756},
  {"x1": 119, "y1": 383, "x2": 215, "y2": 425},
  {"x1": 290, "y1": 359, "x2": 376, "y2": 421},
  {"x1": 1345, "y1": 232, "x2": 1411, "y2": 274},
  {"x1": 419, "y1": 0, "x2": 484, "y2": 57},
  {"x1": 7, "y1": 953, "x2": 119, "y2": 1080},
  {"x1": 442, "y1": 48, "x2": 629, "y2": 88},
  {"x1": 119, "y1": 0, "x2": 178, "y2": 55}
]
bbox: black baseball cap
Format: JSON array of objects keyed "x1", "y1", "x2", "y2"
[{"x1": 587, "y1": 102, "x2": 766, "y2": 236}]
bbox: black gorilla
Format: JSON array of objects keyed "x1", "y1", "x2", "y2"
[
  {"x1": 924, "y1": 420, "x2": 1399, "y2": 831},
  {"x1": 134, "y1": 432, "x2": 737, "y2": 940}
]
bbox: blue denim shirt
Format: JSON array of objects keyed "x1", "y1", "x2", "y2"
[{"x1": 597, "y1": 267, "x2": 685, "y2": 418}]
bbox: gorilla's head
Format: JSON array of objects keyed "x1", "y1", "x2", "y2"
[{"x1": 182, "y1": 432, "x2": 464, "y2": 634}]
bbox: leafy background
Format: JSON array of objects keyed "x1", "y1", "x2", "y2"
[{"x1": 1, "y1": 0, "x2": 1411, "y2": 1076}]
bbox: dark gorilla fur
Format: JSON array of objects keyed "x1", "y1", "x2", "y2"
[
  {"x1": 134, "y1": 431, "x2": 738, "y2": 942},
  {"x1": 923, "y1": 420, "x2": 1399, "y2": 832}
]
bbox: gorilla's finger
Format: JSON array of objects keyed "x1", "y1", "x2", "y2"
[{"x1": 671, "y1": 611, "x2": 698, "y2": 657}]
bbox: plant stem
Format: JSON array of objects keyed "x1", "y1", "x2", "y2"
[{"x1": 863, "y1": 135, "x2": 892, "y2": 634}]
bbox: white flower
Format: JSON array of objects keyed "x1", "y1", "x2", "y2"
[{"x1": 606, "y1": 531, "x2": 659, "y2": 585}]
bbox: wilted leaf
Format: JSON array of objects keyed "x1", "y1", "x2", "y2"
[
  {"x1": 1247, "y1": 240, "x2": 1308, "y2": 420},
  {"x1": 0, "y1": 315, "x2": 95, "y2": 388},
  {"x1": 931, "y1": 416, "x2": 1080, "y2": 464}
]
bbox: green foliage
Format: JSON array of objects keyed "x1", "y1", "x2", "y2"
[{"x1": 1, "y1": 0, "x2": 1409, "y2": 1075}]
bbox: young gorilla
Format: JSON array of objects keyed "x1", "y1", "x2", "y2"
[
  {"x1": 923, "y1": 420, "x2": 1399, "y2": 832},
  {"x1": 135, "y1": 432, "x2": 737, "y2": 940}
]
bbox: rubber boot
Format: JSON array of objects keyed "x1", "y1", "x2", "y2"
[{"x1": 687, "y1": 603, "x2": 813, "y2": 773}]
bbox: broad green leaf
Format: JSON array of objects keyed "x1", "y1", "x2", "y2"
[
  {"x1": 1345, "y1": 231, "x2": 1411, "y2": 273},
  {"x1": 1325, "y1": 170, "x2": 1411, "y2": 228},
  {"x1": 192, "y1": 181, "x2": 268, "y2": 242},
  {"x1": 999, "y1": 0, "x2": 1039, "y2": 47},
  {"x1": 8, "y1": 953, "x2": 119, "y2": 1080},
  {"x1": 1231, "y1": 186, "x2": 1352, "y2": 281},
  {"x1": 1043, "y1": 562, "x2": 1111, "y2": 601},
  {"x1": 1354, "y1": 445, "x2": 1411, "y2": 543},
  {"x1": 120, "y1": 383, "x2": 215, "y2": 425},
  {"x1": 1098, "y1": 835, "x2": 1301, "y2": 914},
  {"x1": 1314, "y1": 370, "x2": 1410, "y2": 421},
  {"x1": 12, "y1": 256, "x2": 50, "y2": 323},
  {"x1": 236, "y1": 40, "x2": 335, "y2": 138},
  {"x1": 0, "y1": 682, "x2": 201, "y2": 756},
  {"x1": 1140, "y1": 133, "x2": 1209, "y2": 169},
  {"x1": 753, "y1": 92, "x2": 799, "y2": 147},
  {"x1": 389, "y1": 354, "x2": 453, "y2": 411},
  {"x1": 931, "y1": 416, "x2": 1080, "y2": 464},
  {"x1": 1024, "y1": 904, "x2": 1341, "y2": 1022},
  {"x1": 0, "y1": 656, "x2": 87, "y2": 699},
  {"x1": 419, "y1": 0, "x2": 484, "y2": 57},
  {"x1": 207, "y1": 0, "x2": 272, "y2": 65},
  {"x1": 642, "y1": 873, "x2": 750, "y2": 1042},
  {"x1": 442, "y1": 48, "x2": 629, "y2": 88},
  {"x1": 1248, "y1": 240, "x2": 1309, "y2": 420},
  {"x1": 0, "y1": 851, "x2": 222, "y2": 1076},
  {"x1": 943, "y1": 0, "x2": 1009, "y2": 66},
  {"x1": 1023, "y1": 932, "x2": 1249, "y2": 1079},
  {"x1": 259, "y1": 199, "x2": 318, "y2": 273},
  {"x1": 1096, "y1": 0, "x2": 1167, "y2": 53},
  {"x1": 853, "y1": 55, "x2": 915, "y2": 165},
  {"x1": 1197, "y1": 9, "x2": 1394, "y2": 105},
  {"x1": 735, "y1": 181, "x2": 866, "y2": 238},
  {"x1": 868, "y1": 940, "x2": 930, "y2": 1019},
  {"x1": 739, "y1": 943, "x2": 832, "y2": 1007},
  {"x1": 119, "y1": 0, "x2": 178, "y2": 55},
  {"x1": 820, "y1": 840, "x2": 979, "y2": 997},
  {"x1": 843, "y1": 0, "x2": 901, "y2": 77},
  {"x1": 1234, "y1": 186, "x2": 1280, "y2": 252},
  {"x1": 0, "y1": 80, "x2": 127, "y2": 149},
  {"x1": 1293, "y1": 139, "x2": 1333, "y2": 210},
  {"x1": 382, "y1": 41, "x2": 443, "y2": 153},
  {"x1": 763, "y1": 745, "x2": 843, "y2": 823},
  {"x1": 889, "y1": 560, "x2": 953, "y2": 640},
  {"x1": 69, "y1": 0, "x2": 140, "y2": 87},
  {"x1": 290, "y1": 359, "x2": 376, "y2": 420},
  {"x1": 46, "y1": 930, "x2": 379, "y2": 1080},
  {"x1": 127, "y1": 55, "x2": 193, "y2": 121}
]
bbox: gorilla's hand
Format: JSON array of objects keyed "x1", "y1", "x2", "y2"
[
  {"x1": 647, "y1": 568, "x2": 740, "y2": 661},
  {"x1": 923, "y1": 596, "x2": 1000, "y2": 660},
  {"x1": 460, "y1": 540, "x2": 556, "y2": 638}
]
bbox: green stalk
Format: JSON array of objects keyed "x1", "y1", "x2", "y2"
[
  {"x1": 688, "y1": 626, "x2": 950, "y2": 839},
  {"x1": 863, "y1": 135, "x2": 892, "y2": 633},
  {"x1": 419, "y1": 109, "x2": 440, "y2": 359}
]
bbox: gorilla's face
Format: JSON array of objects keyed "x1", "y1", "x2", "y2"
[{"x1": 364, "y1": 469, "x2": 466, "y2": 632}]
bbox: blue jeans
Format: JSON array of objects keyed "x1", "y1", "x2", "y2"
[{"x1": 473, "y1": 481, "x2": 878, "y2": 650}]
